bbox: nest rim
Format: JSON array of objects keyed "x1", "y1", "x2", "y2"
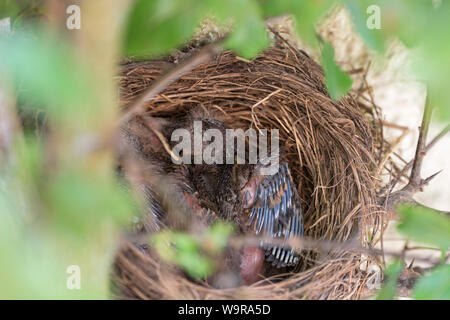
[{"x1": 113, "y1": 44, "x2": 382, "y2": 300}]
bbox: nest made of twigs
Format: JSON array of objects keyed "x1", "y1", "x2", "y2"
[{"x1": 112, "y1": 44, "x2": 382, "y2": 300}]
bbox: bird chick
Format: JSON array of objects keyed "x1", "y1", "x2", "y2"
[{"x1": 119, "y1": 110, "x2": 304, "y2": 286}]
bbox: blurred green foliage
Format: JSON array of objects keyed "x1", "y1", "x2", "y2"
[
  {"x1": 152, "y1": 222, "x2": 234, "y2": 279},
  {"x1": 398, "y1": 206, "x2": 450, "y2": 300},
  {"x1": 375, "y1": 260, "x2": 403, "y2": 300},
  {"x1": 320, "y1": 41, "x2": 352, "y2": 99},
  {"x1": 260, "y1": 0, "x2": 335, "y2": 47},
  {"x1": 398, "y1": 205, "x2": 450, "y2": 254},
  {"x1": 153, "y1": 230, "x2": 214, "y2": 279},
  {"x1": 345, "y1": 0, "x2": 450, "y2": 121},
  {"x1": 413, "y1": 264, "x2": 450, "y2": 300},
  {"x1": 0, "y1": 32, "x2": 97, "y2": 126},
  {"x1": 1, "y1": 138, "x2": 130, "y2": 298},
  {"x1": 125, "y1": 0, "x2": 206, "y2": 57},
  {"x1": 125, "y1": 0, "x2": 269, "y2": 59},
  {"x1": 0, "y1": 7, "x2": 133, "y2": 298},
  {"x1": 125, "y1": 0, "x2": 450, "y2": 120},
  {"x1": 345, "y1": 0, "x2": 384, "y2": 52},
  {"x1": 0, "y1": 0, "x2": 449, "y2": 299},
  {"x1": 376, "y1": 206, "x2": 450, "y2": 300},
  {"x1": 0, "y1": 0, "x2": 43, "y2": 30}
]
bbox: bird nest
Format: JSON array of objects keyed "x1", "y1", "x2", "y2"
[{"x1": 112, "y1": 45, "x2": 382, "y2": 300}]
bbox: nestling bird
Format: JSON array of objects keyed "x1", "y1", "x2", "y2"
[{"x1": 119, "y1": 110, "x2": 304, "y2": 286}]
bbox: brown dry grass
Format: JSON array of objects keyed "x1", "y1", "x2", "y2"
[{"x1": 112, "y1": 45, "x2": 384, "y2": 300}]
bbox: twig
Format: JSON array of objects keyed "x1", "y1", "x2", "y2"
[
  {"x1": 375, "y1": 127, "x2": 410, "y2": 177},
  {"x1": 406, "y1": 98, "x2": 433, "y2": 190},
  {"x1": 250, "y1": 88, "x2": 282, "y2": 129},
  {"x1": 380, "y1": 123, "x2": 450, "y2": 195},
  {"x1": 227, "y1": 235, "x2": 446, "y2": 265},
  {"x1": 125, "y1": 231, "x2": 445, "y2": 266},
  {"x1": 364, "y1": 77, "x2": 385, "y2": 165},
  {"x1": 138, "y1": 115, "x2": 180, "y2": 162},
  {"x1": 379, "y1": 100, "x2": 450, "y2": 218}
]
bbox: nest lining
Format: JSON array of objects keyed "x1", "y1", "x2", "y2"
[{"x1": 112, "y1": 45, "x2": 382, "y2": 300}]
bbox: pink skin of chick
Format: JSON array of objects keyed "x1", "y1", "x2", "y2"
[{"x1": 239, "y1": 173, "x2": 266, "y2": 285}]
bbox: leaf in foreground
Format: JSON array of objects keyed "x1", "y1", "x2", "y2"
[
  {"x1": 397, "y1": 205, "x2": 450, "y2": 253},
  {"x1": 320, "y1": 41, "x2": 352, "y2": 100},
  {"x1": 376, "y1": 260, "x2": 403, "y2": 300},
  {"x1": 413, "y1": 264, "x2": 450, "y2": 300}
]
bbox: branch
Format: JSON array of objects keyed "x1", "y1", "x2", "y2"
[
  {"x1": 379, "y1": 99, "x2": 450, "y2": 216},
  {"x1": 406, "y1": 97, "x2": 433, "y2": 189},
  {"x1": 125, "y1": 231, "x2": 445, "y2": 266},
  {"x1": 380, "y1": 123, "x2": 450, "y2": 195}
]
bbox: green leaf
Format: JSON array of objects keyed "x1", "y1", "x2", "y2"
[
  {"x1": 223, "y1": 0, "x2": 269, "y2": 58},
  {"x1": 0, "y1": 0, "x2": 43, "y2": 29},
  {"x1": 397, "y1": 205, "x2": 450, "y2": 252},
  {"x1": 202, "y1": 221, "x2": 234, "y2": 253},
  {"x1": 345, "y1": 0, "x2": 385, "y2": 51},
  {"x1": 152, "y1": 231, "x2": 177, "y2": 262},
  {"x1": 320, "y1": 41, "x2": 352, "y2": 100},
  {"x1": 152, "y1": 230, "x2": 215, "y2": 279},
  {"x1": 177, "y1": 250, "x2": 214, "y2": 279},
  {"x1": 0, "y1": 0, "x2": 20, "y2": 18},
  {"x1": 174, "y1": 233, "x2": 200, "y2": 253},
  {"x1": 152, "y1": 221, "x2": 234, "y2": 279},
  {"x1": 260, "y1": 0, "x2": 335, "y2": 47},
  {"x1": 413, "y1": 264, "x2": 450, "y2": 300},
  {"x1": 125, "y1": 0, "x2": 269, "y2": 59},
  {"x1": 124, "y1": 0, "x2": 206, "y2": 57},
  {"x1": 46, "y1": 168, "x2": 134, "y2": 235},
  {"x1": 345, "y1": 0, "x2": 450, "y2": 123},
  {"x1": 0, "y1": 31, "x2": 97, "y2": 123},
  {"x1": 0, "y1": 170, "x2": 119, "y2": 299},
  {"x1": 376, "y1": 260, "x2": 403, "y2": 300}
]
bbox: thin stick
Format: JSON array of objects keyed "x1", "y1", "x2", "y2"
[
  {"x1": 380, "y1": 122, "x2": 449, "y2": 195},
  {"x1": 375, "y1": 127, "x2": 409, "y2": 177},
  {"x1": 139, "y1": 116, "x2": 180, "y2": 162},
  {"x1": 250, "y1": 89, "x2": 282, "y2": 130},
  {"x1": 379, "y1": 100, "x2": 450, "y2": 217},
  {"x1": 125, "y1": 231, "x2": 445, "y2": 266},
  {"x1": 407, "y1": 98, "x2": 433, "y2": 189}
]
